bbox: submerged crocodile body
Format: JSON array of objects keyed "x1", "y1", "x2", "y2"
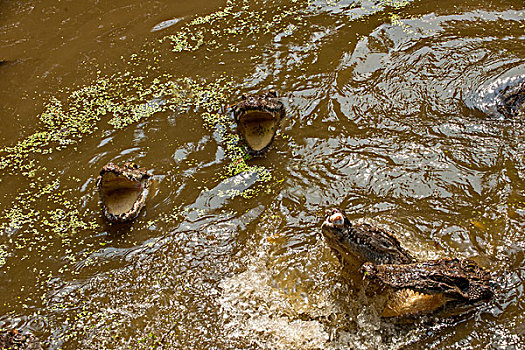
[
  {"x1": 231, "y1": 91, "x2": 285, "y2": 156},
  {"x1": 0, "y1": 329, "x2": 42, "y2": 350},
  {"x1": 467, "y1": 74, "x2": 525, "y2": 119},
  {"x1": 321, "y1": 208, "x2": 494, "y2": 317},
  {"x1": 496, "y1": 77, "x2": 525, "y2": 118},
  {"x1": 97, "y1": 162, "x2": 152, "y2": 224}
]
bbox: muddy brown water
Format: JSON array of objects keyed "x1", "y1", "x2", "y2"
[{"x1": 0, "y1": 0, "x2": 524, "y2": 348}]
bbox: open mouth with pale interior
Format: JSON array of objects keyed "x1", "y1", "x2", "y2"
[
  {"x1": 382, "y1": 289, "x2": 447, "y2": 318},
  {"x1": 237, "y1": 111, "x2": 280, "y2": 153},
  {"x1": 99, "y1": 172, "x2": 146, "y2": 217}
]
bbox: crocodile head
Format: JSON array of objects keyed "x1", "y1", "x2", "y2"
[
  {"x1": 231, "y1": 90, "x2": 285, "y2": 156},
  {"x1": 97, "y1": 162, "x2": 152, "y2": 224},
  {"x1": 496, "y1": 77, "x2": 525, "y2": 118},
  {"x1": 321, "y1": 208, "x2": 494, "y2": 317},
  {"x1": 361, "y1": 258, "x2": 494, "y2": 317},
  {"x1": 468, "y1": 74, "x2": 525, "y2": 118},
  {"x1": 321, "y1": 208, "x2": 414, "y2": 266},
  {"x1": 0, "y1": 329, "x2": 42, "y2": 350}
]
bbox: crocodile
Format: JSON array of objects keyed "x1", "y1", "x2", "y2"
[
  {"x1": 466, "y1": 74, "x2": 525, "y2": 119},
  {"x1": 97, "y1": 162, "x2": 152, "y2": 224},
  {"x1": 496, "y1": 77, "x2": 525, "y2": 118},
  {"x1": 231, "y1": 90, "x2": 286, "y2": 156},
  {"x1": 321, "y1": 208, "x2": 494, "y2": 317},
  {"x1": 0, "y1": 329, "x2": 42, "y2": 350}
]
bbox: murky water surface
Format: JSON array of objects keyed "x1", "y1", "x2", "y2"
[{"x1": 1, "y1": 0, "x2": 524, "y2": 348}]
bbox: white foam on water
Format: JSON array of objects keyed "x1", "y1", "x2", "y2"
[{"x1": 218, "y1": 258, "x2": 396, "y2": 350}]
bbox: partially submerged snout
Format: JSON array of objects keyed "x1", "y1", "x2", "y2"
[
  {"x1": 0, "y1": 329, "x2": 42, "y2": 350},
  {"x1": 321, "y1": 208, "x2": 413, "y2": 265},
  {"x1": 467, "y1": 74, "x2": 525, "y2": 119},
  {"x1": 322, "y1": 208, "x2": 349, "y2": 232},
  {"x1": 320, "y1": 208, "x2": 351, "y2": 255},
  {"x1": 328, "y1": 211, "x2": 345, "y2": 228}
]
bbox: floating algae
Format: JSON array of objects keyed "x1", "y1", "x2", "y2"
[
  {"x1": 0, "y1": 0, "x2": 420, "y2": 266},
  {"x1": 0, "y1": 0, "x2": 430, "y2": 347},
  {"x1": 0, "y1": 245, "x2": 8, "y2": 268},
  {"x1": 0, "y1": 71, "x2": 248, "y2": 317}
]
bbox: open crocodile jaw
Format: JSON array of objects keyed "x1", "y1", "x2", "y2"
[
  {"x1": 97, "y1": 162, "x2": 152, "y2": 224},
  {"x1": 321, "y1": 208, "x2": 414, "y2": 266},
  {"x1": 361, "y1": 259, "x2": 494, "y2": 301},
  {"x1": 361, "y1": 258, "x2": 494, "y2": 318},
  {"x1": 321, "y1": 208, "x2": 494, "y2": 317},
  {"x1": 237, "y1": 111, "x2": 280, "y2": 153},
  {"x1": 380, "y1": 288, "x2": 449, "y2": 318},
  {"x1": 232, "y1": 91, "x2": 285, "y2": 156}
]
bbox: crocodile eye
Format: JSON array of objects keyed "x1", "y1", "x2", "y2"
[{"x1": 329, "y1": 212, "x2": 345, "y2": 227}]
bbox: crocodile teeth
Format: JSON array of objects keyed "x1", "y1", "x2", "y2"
[
  {"x1": 382, "y1": 289, "x2": 447, "y2": 318},
  {"x1": 97, "y1": 162, "x2": 152, "y2": 224},
  {"x1": 232, "y1": 91, "x2": 285, "y2": 156}
]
